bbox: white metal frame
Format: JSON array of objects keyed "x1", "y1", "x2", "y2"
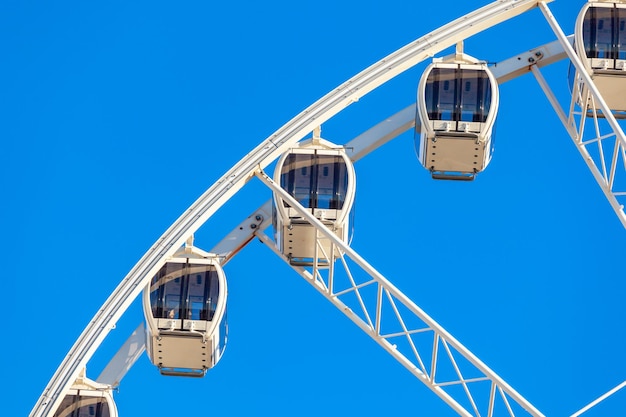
[
  {"x1": 31, "y1": 1, "x2": 626, "y2": 416},
  {"x1": 55, "y1": 369, "x2": 118, "y2": 417},
  {"x1": 255, "y1": 168, "x2": 544, "y2": 416},
  {"x1": 535, "y1": 1, "x2": 626, "y2": 228}
]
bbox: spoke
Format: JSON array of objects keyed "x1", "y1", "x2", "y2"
[
  {"x1": 384, "y1": 288, "x2": 429, "y2": 376},
  {"x1": 540, "y1": 1, "x2": 626, "y2": 228},
  {"x1": 441, "y1": 339, "x2": 482, "y2": 417},
  {"x1": 33, "y1": 2, "x2": 626, "y2": 417},
  {"x1": 255, "y1": 167, "x2": 545, "y2": 417}
]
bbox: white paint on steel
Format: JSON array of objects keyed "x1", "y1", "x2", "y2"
[
  {"x1": 210, "y1": 204, "x2": 272, "y2": 264},
  {"x1": 530, "y1": 65, "x2": 572, "y2": 133},
  {"x1": 30, "y1": 2, "x2": 555, "y2": 416},
  {"x1": 539, "y1": 1, "x2": 626, "y2": 228},
  {"x1": 540, "y1": 1, "x2": 626, "y2": 150},
  {"x1": 254, "y1": 168, "x2": 545, "y2": 417},
  {"x1": 490, "y1": 37, "x2": 570, "y2": 83},
  {"x1": 570, "y1": 380, "x2": 626, "y2": 417},
  {"x1": 96, "y1": 323, "x2": 146, "y2": 388},
  {"x1": 96, "y1": 29, "x2": 601, "y2": 401},
  {"x1": 345, "y1": 104, "x2": 416, "y2": 162}
]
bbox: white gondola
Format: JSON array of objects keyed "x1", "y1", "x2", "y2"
[
  {"x1": 54, "y1": 370, "x2": 117, "y2": 417},
  {"x1": 142, "y1": 245, "x2": 227, "y2": 377},
  {"x1": 273, "y1": 133, "x2": 356, "y2": 267},
  {"x1": 415, "y1": 48, "x2": 499, "y2": 180},
  {"x1": 574, "y1": 0, "x2": 626, "y2": 113}
]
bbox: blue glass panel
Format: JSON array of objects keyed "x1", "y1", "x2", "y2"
[
  {"x1": 425, "y1": 67, "x2": 457, "y2": 121},
  {"x1": 618, "y1": 8, "x2": 626, "y2": 59},
  {"x1": 425, "y1": 67, "x2": 491, "y2": 126},
  {"x1": 54, "y1": 395, "x2": 111, "y2": 417},
  {"x1": 583, "y1": 7, "x2": 615, "y2": 59}
]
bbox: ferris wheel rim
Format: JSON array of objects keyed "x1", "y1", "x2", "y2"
[{"x1": 30, "y1": 2, "x2": 562, "y2": 416}]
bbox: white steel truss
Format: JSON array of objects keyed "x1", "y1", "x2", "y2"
[
  {"x1": 32, "y1": 2, "x2": 551, "y2": 414},
  {"x1": 254, "y1": 168, "x2": 544, "y2": 417},
  {"x1": 533, "y1": 2, "x2": 626, "y2": 228},
  {"x1": 29, "y1": 1, "x2": 626, "y2": 417}
]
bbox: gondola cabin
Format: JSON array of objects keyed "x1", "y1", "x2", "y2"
[
  {"x1": 54, "y1": 371, "x2": 117, "y2": 417},
  {"x1": 415, "y1": 52, "x2": 499, "y2": 180},
  {"x1": 574, "y1": 1, "x2": 626, "y2": 112},
  {"x1": 142, "y1": 247, "x2": 227, "y2": 377},
  {"x1": 273, "y1": 136, "x2": 356, "y2": 267}
]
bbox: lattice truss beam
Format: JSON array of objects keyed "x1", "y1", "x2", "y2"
[
  {"x1": 33, "y1": 3, "x2": 626, "y2": 417},
  {"x1": 568, "y1": 79, "x2": 626, "y2": 217},
  {"x1": 530, "y1": 64, "x2": 626, "y2": 228},
  {"x1": 96, "y1": 17, "x2": 626, "y2": 416},
  {"x1": 92, "y1": 11, "x2": 626, "y2": 417},
  {"x1": 532, "y1": 2, "x2": 626, "y2": 228},
  {"x1": 254, "y1": 169, "x2": 544, "y2": 417}
]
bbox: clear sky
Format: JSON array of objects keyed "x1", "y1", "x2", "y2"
[{"x1": 4, "y1": 0, "x2": 626, "y2": 416}]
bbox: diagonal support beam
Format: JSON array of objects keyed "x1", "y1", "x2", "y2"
[{"x1": 253, "y1": 167, "x2": 545, "y2": 417}]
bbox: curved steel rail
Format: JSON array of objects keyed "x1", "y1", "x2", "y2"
[{"x1": 30, "y1": 1, "x2": 553, "y2": 416}]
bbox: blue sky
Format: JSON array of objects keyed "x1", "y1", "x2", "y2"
[{"x1": 4, "y1": 0, "x2": 626, "y2": 416}]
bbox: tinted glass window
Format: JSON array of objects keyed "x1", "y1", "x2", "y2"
[
  {"x1": 425, "y1": 67, "x2": 491, "y2": 125},
  {"x1": 280, "y1": 152, "x2": 349, "y2": 211},
  {"x1": 217, "y1": 308, "x2": 228, "y2": 357},
  {"x1": 315, "y1": 155, "x2": 348, "y2": 210},
  {"x1": 618, "y1": 8, "x2": 626, "y2": 59},
  {"x1": 150, "y1": 263, "x2": 185, "y2": 319},
  {"x1": 583, "y1": 7, "x2": 615, "y2": 59},
  {"x1": 207, "y1": 269, "x2": 220, "y2": 321},
  {"x1": 425, "y1": 67, "x2": 456, "y2": 121},
  {"x1": 460, "y1": 70, "x2": 491, "y2": 123},
  {"x1": 54, "y1": 394, "x2": 111, "y2": 417},
  {"x1": 280, "y1": 153, "x2": 314, "y2": 207},
  {"x1": 186, "y1": 266, "x2": 208, "y2": 320},
  {"x1": 150, "y1": 262, "x2": 220, "y2": 322}
]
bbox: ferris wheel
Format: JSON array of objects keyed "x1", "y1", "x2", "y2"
[{"x1": 29, "y1": 1, "x2": 626, "y2": 416}]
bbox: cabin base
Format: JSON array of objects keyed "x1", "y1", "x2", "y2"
[
  {"x1": 423, "y1": 133, "x2": 487, "y2": 176},
  {"x1": 150, "y1": 332, "x2": 209, "y2": 377},
  {"x1": 282, "y1": 220, "x2": 342, "y2": 266},
  {"x1": 586, "y1": 73, "x2": 626, "y2": 113}
]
